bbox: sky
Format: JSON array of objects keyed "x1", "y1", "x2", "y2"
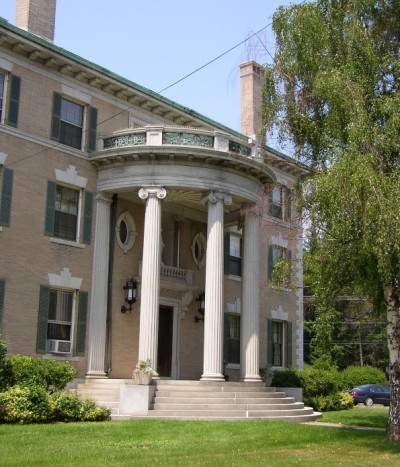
[{"x1": 1, "y1": 0, "x2": 300, "y2": 149}]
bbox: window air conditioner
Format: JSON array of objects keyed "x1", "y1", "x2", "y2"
[{"x1": 48, "y1": 339, "x2": 71, "y2": 354}]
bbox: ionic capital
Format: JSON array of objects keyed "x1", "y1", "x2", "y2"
[
  {"x1": 138, "y1": 186, "x2": 167, "y2": 200},
  {"x1": 201, "y1": 191, "x2": 232, "y2": 206}
]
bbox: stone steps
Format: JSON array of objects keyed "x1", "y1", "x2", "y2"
[{"x1": 73, "y1": 378, "x2": 322, "y2": 422}]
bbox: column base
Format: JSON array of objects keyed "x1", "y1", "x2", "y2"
[
  {"x1": 200, "y1": 373, "x2": 225, "y2": 382},
  {"x1": 243, "y1": 375, "x2": 262, "y2": 382}
]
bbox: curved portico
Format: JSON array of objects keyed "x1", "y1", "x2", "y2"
[{"x1": 86, "y1": 126, "x2": 275, "y2": 381}]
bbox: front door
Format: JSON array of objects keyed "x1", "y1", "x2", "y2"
[{"x1": 157, "y1": 305, "x2": 173, "y2": 377}]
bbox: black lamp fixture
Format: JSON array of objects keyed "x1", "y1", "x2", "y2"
[
  {"x1": 121, "y1": 277, "x2": 137, "y2": 313},
  {"x1": 194, "y1": 291, "x2": 205, "y2": 323}
]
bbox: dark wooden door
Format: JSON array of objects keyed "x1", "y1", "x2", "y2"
[{"x1": 157, "y1": 305, "x2": 173, "y2": 377}]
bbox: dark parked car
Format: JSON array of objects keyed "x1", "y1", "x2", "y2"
[{"x1": 350, "y1": 384, "x2": 391, "y2": 407}]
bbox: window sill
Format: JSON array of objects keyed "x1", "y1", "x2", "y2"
[
  {"x1": 228, "y1": 274, "x2": 242, "y2": 282},
  {"x1": 50, "y1": 237, "x2": 86, "y2": 249},
  {"x1": 42, "y1": 354, "x2": 80, "y2": 361}
]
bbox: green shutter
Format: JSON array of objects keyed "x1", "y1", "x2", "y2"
[
  {"x1": 286, "y1": 321, "x2": 293, "y2": 367},
  {"x1": 0, "y1": 279, "x2": 5, "y2": 332},
  {"x1": 223, "y1": 313, "x2": 230, "y2": 362},
  {"x1": 287, "y1": 250, "x2": 292, "y2": 286},
  {"x1": 44, "y1": 181, "x2": 56, "y2": 236},
  {"x1": 82, "y1": 191, "x2": 93, "y2": 244},
  {"x1": 36, "y1": 286, "x2": 50, "y2": 353},
  {"x1": 0, "y1": 167, "x2": 13, "y2": 226},
  {"x1": 224, "y1": 232, "x2": 230, "y2": 274},
  {"x1": 268, "y1": 245, "x2": 274, "y2": 280},
  {"x1": 267, "y1": 319, "x2": 273, "y2": 366},
  {"x1": 286, "y1": 188, "x2": 292, "y2": 220},
  {"x1": 76, "y1": 291, "x2": 88, "y2": 356},
  {"x1": 50, "y1": 92, "x2": 62, "y2": 141},
  {"x1": 87, "y1": 106, "x2": 98, "y2": 152},
  {"x1": 7, "y1": 75, "x2": 21, "y2": 127}
]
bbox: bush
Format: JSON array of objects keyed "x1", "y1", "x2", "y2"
[
  {"x1": 0, "y1": 338, "x2": 11, "y2": 391},
  {"x1": 52, "y1": 391, "x2": 110, "y2": 422},
  {"x1": 340, "y1": 365, "x2": 387, "y2": 390},
  {"x1": 8, "y1": 355, "x2": 76, "y2": 390},
  {"x1": 271, "y1": 368, "x2": 302, "y2": 387},
  {"x1": 299, "y1": 366, "x2": 340, "y2": 398},
  {"x1": 0, "y1": 385, "x2": 53, "y2": 424},
  {"x1": 306, "y1": 391, "x2": 354, "y2": 412}
]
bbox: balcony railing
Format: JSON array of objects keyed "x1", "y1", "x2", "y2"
[
  {"x1": 100, "y1": 126, "x2": 256, "y2": 158},
  {"x1": 139, "y1": 262, "x2": 193, "y2": 285}
]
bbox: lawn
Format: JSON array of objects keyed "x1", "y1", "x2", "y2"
[{"x1": 1, "y1": 409, "x2": 399, "y2": 466}]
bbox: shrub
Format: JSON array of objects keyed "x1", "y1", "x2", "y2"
[
  {"x1": 306, "y1": 391, "x2": 354, "y2": 412},
  {"x1": 0, "y1": 338, "x2": 12, "y2": 391},
  {"x1": 299, "y1": 366, "x2": 340, "y2": 399},
  {"x1": 0, "y1": 385, "x2": 53, "y2": 424},
  {"x1": 8, "y1": 355, "x2": 75, "y2": 390},
  {"x1": 52, "y1": 392, "x2": 110, "y2": 422},
  {"x1": 340, "y1": 365, "x2": 387, "y2": 390},
  {"x1": 40, "y1": 359, "x2": 76, "y2": 390},
  {"x1": 271, "y1": 368, "x2": 302, "y2": 387}
]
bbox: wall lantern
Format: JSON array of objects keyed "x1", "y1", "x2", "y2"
[
  {"x1": 121, "y1": 278, "x2": 137, "y2": 313},
  {"x1": 194, "y1": 291, "x2": 205, "y2": 323}
]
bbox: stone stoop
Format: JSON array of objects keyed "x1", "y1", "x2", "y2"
[
  {"x1": 149, "y1": 380, "x2": 321, "y2": 422},
  {"x1": 74, "y1": 379, "x2": 322, "y2": 422}
]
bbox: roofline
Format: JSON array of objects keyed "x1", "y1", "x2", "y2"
[{"x1": 0, "y1": 17, "x2": 308, "y2": 173}]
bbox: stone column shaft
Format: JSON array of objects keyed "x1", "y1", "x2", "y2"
[
  {"x1": 138, "y1": 186, "x2": 166, "y2": 375},
  {"x1": 86, "y1": 192, "x2": 112, "y2": 377},
  {"x1": 201, "y1": 192, "x2": 231, "y2": 381},
  {"x1": 241, "y1": 209, "x2": 261, "y2": 381}
]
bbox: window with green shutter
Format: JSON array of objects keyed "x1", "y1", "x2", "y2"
[
  {"x1": 0, "y1": 167, "x2": 13, "y2": 226},
  {"x1": 51, "y1": 92, "x2": 97, "y2": 152},
  {"x1": 36, "y1": 285, "x2": 88, "y2": 356},
  {"x1": 267, "y1": 319, "x2": 292, "y2": 368},
  {"x1": 44, "y1": 181, "x2": 92, "y2": 244}
]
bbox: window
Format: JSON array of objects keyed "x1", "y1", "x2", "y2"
[
  {"x1": 51, "y1": 92, "x2": 97, "y2": 152},
  {"x1": 267, "y1": 319, "x2": 292, "y2": 367},
  {"x1": 44, "y1": 181, "x2": 93, "y2": 244},
  {"x1": 224, "y1": 231, "x2": 242, "y2": 276},
  {"x1": 60, "y1": 99, "x2": 83, "y2": 149},
  {"x1": 268, "y1": 185, "x2": 291, "y2": 221},
  {"x1": 36, "y1": 285, "x2": 88, "y2": 356},
  {"x1": 47, "y1": 289, "x2": 73, "y2": 342},
  {"x1": 0, "y1": 279, "x2": 5, "y2": 333},
  {"x1": 0, "y1": 72, "x2": 21, "y2": 127},
  {"x1": 224, "y1": 313, "x2": 240, "y2": 364},
  {"x1": 268, "y1": 245, "x2": 292, "y2": 288}
]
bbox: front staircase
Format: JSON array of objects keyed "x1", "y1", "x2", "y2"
[{"x1": 74, "y1": 379, "x2": 321, "y2": 422}]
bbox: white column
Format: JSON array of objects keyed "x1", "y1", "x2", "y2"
[
  {"x1": 86, "y1": 192, "x2": 112, "y2": 377},
  {"x1": 201, "y1": 191, "x2": 232, "y2": 381},
  {"x1": 240, "y1": 208, "x2": 262, "y2": 381},
  {"x1": 137, "y1": 186, "x2": 166, "y2": 376}
]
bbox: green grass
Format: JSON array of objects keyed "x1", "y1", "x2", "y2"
[
  {"x1": 319, "y1": 406, "x2": 389, "y2": 429},
  {"x1": 1, "y1": 412, "x2": 400, "y2": 467}
]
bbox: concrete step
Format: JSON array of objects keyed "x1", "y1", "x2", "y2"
[
  {"x1": 154, "y1": 385, "x2": 270, "y2": 393},
  {"x1": 153, "y1": 402, "x2": 304, "y2": 411},
  {"x1": 153, "y1": 396, "x2": 295, "y2": 405},
  {"x1": 153, "y1": 390, "x2": 287, "y2": 399}
]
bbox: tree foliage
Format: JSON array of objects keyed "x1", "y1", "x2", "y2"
[{"x1": 263, "y1": 0, "x2": 400, "y2": 440}]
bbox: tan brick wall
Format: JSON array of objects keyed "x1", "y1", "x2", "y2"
[{"x1": 16, "y1": 0, "x2": 56, "y2": 42}]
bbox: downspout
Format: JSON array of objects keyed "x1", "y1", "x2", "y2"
[{"x1": 106, "y1": 194, "x2": 118, "y2": 375}]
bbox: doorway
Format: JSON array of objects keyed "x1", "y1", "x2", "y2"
[{"x1": 157, "y1": 305, "x2": 174, "y2": 377}]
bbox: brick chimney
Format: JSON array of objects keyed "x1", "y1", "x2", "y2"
[
  {"x1": 240, "y1": 61, "x2": 265, "y2": 139},
  {"x1": 16, "y1": 0, "x2": 56, "y2": 42}
]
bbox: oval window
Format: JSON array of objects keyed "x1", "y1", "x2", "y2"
[
  {"x1": 191, "y1": 232, "x2": 206, "y2": 269},
  {"x1": 116, "y1": 211, "x2": 137, "y2": 253}
]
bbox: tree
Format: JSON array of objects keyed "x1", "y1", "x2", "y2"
[{"x1": 262, "y1": 0, "x2": 400, "y2": 440}]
